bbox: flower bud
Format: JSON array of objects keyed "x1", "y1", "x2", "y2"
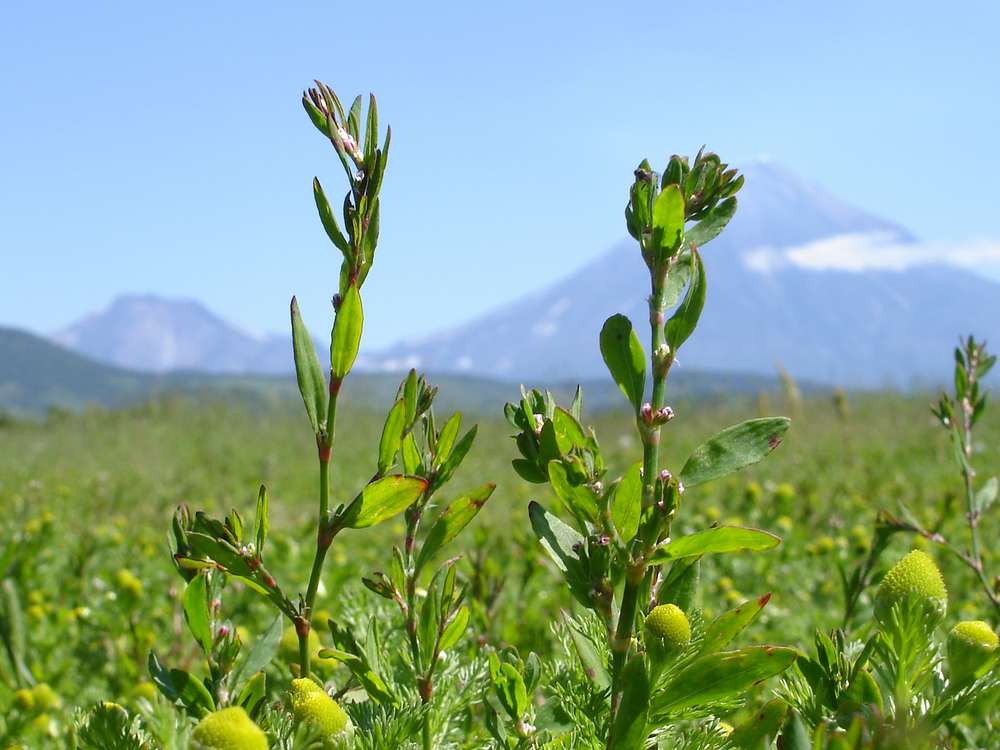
[
  {"x1": 874, "y1": 550, "x2": 948, "y2": 626},
  {"x1": 947, "y1": 620, "x2": 998, "y2": 684},
  {"x1": 191, "y1": 706, "x2": 268, "y2": 750},
  {"x1": 30, "y1": 683, "x2": 61, "y2": 711},
  {"x1": 289, "y1": 678, "x2": 353, "y2": 744},
  {"x1": 13, "y1": 689, "x2": 33, "y2": 711},
  {"x1": 644, "y1": 603, "x2": 691, "y2": 657}
]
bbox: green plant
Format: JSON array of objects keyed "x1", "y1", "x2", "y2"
[
  {"x1": 121, "y1": 81, "x2": 493, "y2": 748},
  {"x1": 502, "y1": 151, "x2": 797, "y2": 748},
  {"x1": 782, "y1": 550, "x2": 1000, "y2": 749}
]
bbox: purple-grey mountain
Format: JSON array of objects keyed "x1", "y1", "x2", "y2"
[
  {"x1": 359, "y1": 161, "x2": 998, "y2": 387},
  {"x1": 51, "y1": 162, "x2": 1000, "y2": 387}
]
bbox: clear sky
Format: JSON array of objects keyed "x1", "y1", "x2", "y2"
[{"x1": 2, "y1": 1, "x2": 998, "y2": 348}]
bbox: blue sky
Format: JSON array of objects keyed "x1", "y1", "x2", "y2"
[{"x1": 2, "y1": 1, "x2": 998, "y2": 349}]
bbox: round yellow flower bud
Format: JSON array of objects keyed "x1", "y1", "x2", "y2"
[
  {"x1": 30, "y1": 684, "x2": 62, "y2": 711},
  {"x1": 874, "y1": 550, "x2": 947, "y2": 625},
  {"x1": 289, "y1": 678, "x2": 352, "y2": 744},
  {"x1": 191, "y1": 706, "x2": 268, "y2": 750},
  {"x1": 644, "y1": 604, "x2": 691, "y2": 652},
  {"x1": 947, "y1": 620, "x2": 998, "y2": 683},
  {"x1": 114, "y1": 569, "x2": 143, "y2": 598},
  {"x1": 13, "y1": 689, "x2": 34, "y2": 712}
]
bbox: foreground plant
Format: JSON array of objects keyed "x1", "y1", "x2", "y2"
[
  {"x1": 782, "y1": 549, "x2": 1000, "y2": 748},
  {"x1": 500, "y1": 152, "x2": 797, "y2": 748},
  {"x1": 66, "y1": 80, "x2": 495, "y2": 749}
]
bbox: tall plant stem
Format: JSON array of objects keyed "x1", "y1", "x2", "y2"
[
  {"x1": 958, "y1": 361, "x2": 1000, "y2": 615},
  {"x1": 609, "y1": 273, "x2": 670, "y2": 745},
  {"x1": 299, "y1": 381, "x2": 342, "y2": 677}
]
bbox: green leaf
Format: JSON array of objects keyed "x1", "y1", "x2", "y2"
[
  {"x1": 655, "y1": 558, "x2": 700, "y2": 612},
  {"x1": 318, "y1": 647, "x2": 396, "y2": 705},
  {"x1": 313, "y1": 177, "x2": 351, "y2": 257},
  {"x1": 599, "y1": 314, "x2": 646, "y2": 411},
  {"x1": 648, "y1": 526, "x2": 780, "y2": 563},
  {"x1": 377, "y1": 400, "x2": 406, "y2": 474},
  {"x1": 439, "y1": 605, "x2": 470, "y2": 652},
  {"x1": 182, "y1": 574, "x2": 212, "y2": 654},
  {"x1": 290, "y1": 297, "x2": 327, "y2": 435},
  {"x1": 330, "y1": 283, "x2": 363, "y2": 379},
  {"x1": 665, "y1": 250, "x2": 706, "y2": 352},
  {"x1": 612, "y1": 463, "x2": 642, "y2": 543},
  {"x1": 415, "y1": 483, "x2": 495, "y2": 573},
  {"x1": 566, "y1": 617, "x2": 611, "y2": 690},
  {"x1": 434, "y1": 412, "x2": 462, "y2": 468},
  {"x1": 528, "y1": 501, "x2": 590, "y2": 607},
  {"x1": 231, "y1": 614, "x2": 282, "y2": 690},
  {"x1": 685, "y1": 196, "x2": 737, "y2": 249},
  {"x1": 651, "y1": 184, "x2": 685, "y2": 258},
  {"x1": 611, "y1": 656, "x2": 649, "y2": 750},
  {"x1": 253, "y1": 485, "x2": 268, "y2": 556},
  {"x1": 700, "y1": 593, "x2": 772, "y2": 654},
  {"x1": 431, "y1": 424, "x2": 478, "y2": 491},
  {"x1": 728, "y1": 698, "x2": 789, "y2": 749},
  {"x1": 652, "y1": 646, "x2": 798, "y2": 716},
  {"x1": 548, "y1": 461, "x2": 599, "y2": 525},
  {"x1": 170, "y1": 668, "x2": 215, "y2": 716},
  {"x1": 236, "y1": 671, "x2": 267, "y2": 716},
  {"x1": 340, "y1": 475, "x2": 428, "y2": 529},
  {"x1": 679, "y1": 417, "x2": 791, "y2": 488}
]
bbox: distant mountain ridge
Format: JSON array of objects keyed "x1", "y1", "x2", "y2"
[
  {"x1": 0, "y1": 327, "x2": 784, "y2": 417},
  {"x1": 358, "y1": 161, "x2": 999, "y2": 387},
  {"x1": 45, "y1": 161, "x2": 1000, "y2": 387},
  {"x1": 53, "y1": 294, "x2": 293, "y2": 374}
]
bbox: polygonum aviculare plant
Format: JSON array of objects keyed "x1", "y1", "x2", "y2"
[
  {"x1": 133, "y1": 81, "x2": 493, "y2": 749},
  {"x1": 496, "y1": 152, "x2": 798, "y2": 748}
]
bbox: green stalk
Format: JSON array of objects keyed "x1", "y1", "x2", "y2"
[
  {"x1": 609, "y1": 271, "x2": 670, "y2": 745},
  {"x1": 958, "y1": 369, "x2": 1000, "y2": 615},
  {"x1": 299, "y1": 382, "x2": 342, "y2": 677}
]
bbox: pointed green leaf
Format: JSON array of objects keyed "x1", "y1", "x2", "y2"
[
  {"x1": 318, "y1": 647, "x2": 396, "y2": 705},
  {"x1": 330, "y1": 283, "x2": 363, "y2": 379},
  {"x1": 685, "y1": 196, "x2": 737, "y2": 250},
  {"x1": 679, "y1": 417, "x2": 791, "y2": 488},
  {"x1": 599, "y1": 314, "x2": 646, "y2": 411},
  {"x1": 439, "y1": 605, "x2": 470, "y2": 653},
  {"x1": 665, "y1": 250, "x2": 706, "y2": 352},
  {"x1": 377, "y1": 400, "x2": 406, "y2": 474},
  {"x1": 651, "y1": 184, "x2": 685, "y2": 258},
  {"x1": 253, "y1": 485, "x2": 269, "y2": 555},
  {"x1": 182, "y1": 574, "x2": 212, "y2": 654},
  {"x1": 700, "y1": 593, "x2": 772, "y2": 654},
  {"x1": 648, "y1": 527, "x2": 780, "y2": 563},
  {"x1": 566, "y1": 617, "x2": 611, "y2": 690},
  {"x1": 653, "y1": 646, "x2": 798, "y2": 716},
  {"x1": 290, "y1": 297, "x2": 327, "y2": 434},
  {"x1": 231, "y1": 614, "x2": 282, "y2": 689},
  {"x1": 434, "y1": 412, "x2": 462, "y2": 468},
  {"x1": 415, "y1": 483, "x2": 496, "y2": 573},
  {"x1": 612, "y1": 462, "x2": 642, "y2": 543},
  {"x1": 547, "y1": 461, "x2": 599, "y2": 525},
  {"x1": 340, "y1": 475, "x2": 428, "y2": 529},
  {"x1": 728, "y1": 698, "x2": 789, "y2": 749},
  {"x1": 313, "y1": 178, "x2": 351, "y2": 257}
]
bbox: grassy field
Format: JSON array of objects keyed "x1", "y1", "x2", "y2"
[{"x1": 0, "y1": 388, "x2": 997, "y2": 746}]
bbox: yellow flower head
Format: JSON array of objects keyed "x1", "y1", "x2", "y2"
[
  {"x1": 644, "y1": 604, "x2": 691, "y2": 651},
  {"x1": 874, "y1": 550, "x2": 947, "y2": 625},
  {"x1": 289, "y1": 678, "x2": 352, "y2": 742},
  {"x1": 947, "y1": 620, "x2": 998, "y2": 683},
  {"x1": 191, "y1": 706, "x2": 268, "y2": 750}
]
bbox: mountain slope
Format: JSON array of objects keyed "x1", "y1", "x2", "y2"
[
  {"x1": 361, "y1": 161, "x2": 997, "y2": 387},
  {"x1": 53, "y1": 295, "x2": 292, "y2": 374}
]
